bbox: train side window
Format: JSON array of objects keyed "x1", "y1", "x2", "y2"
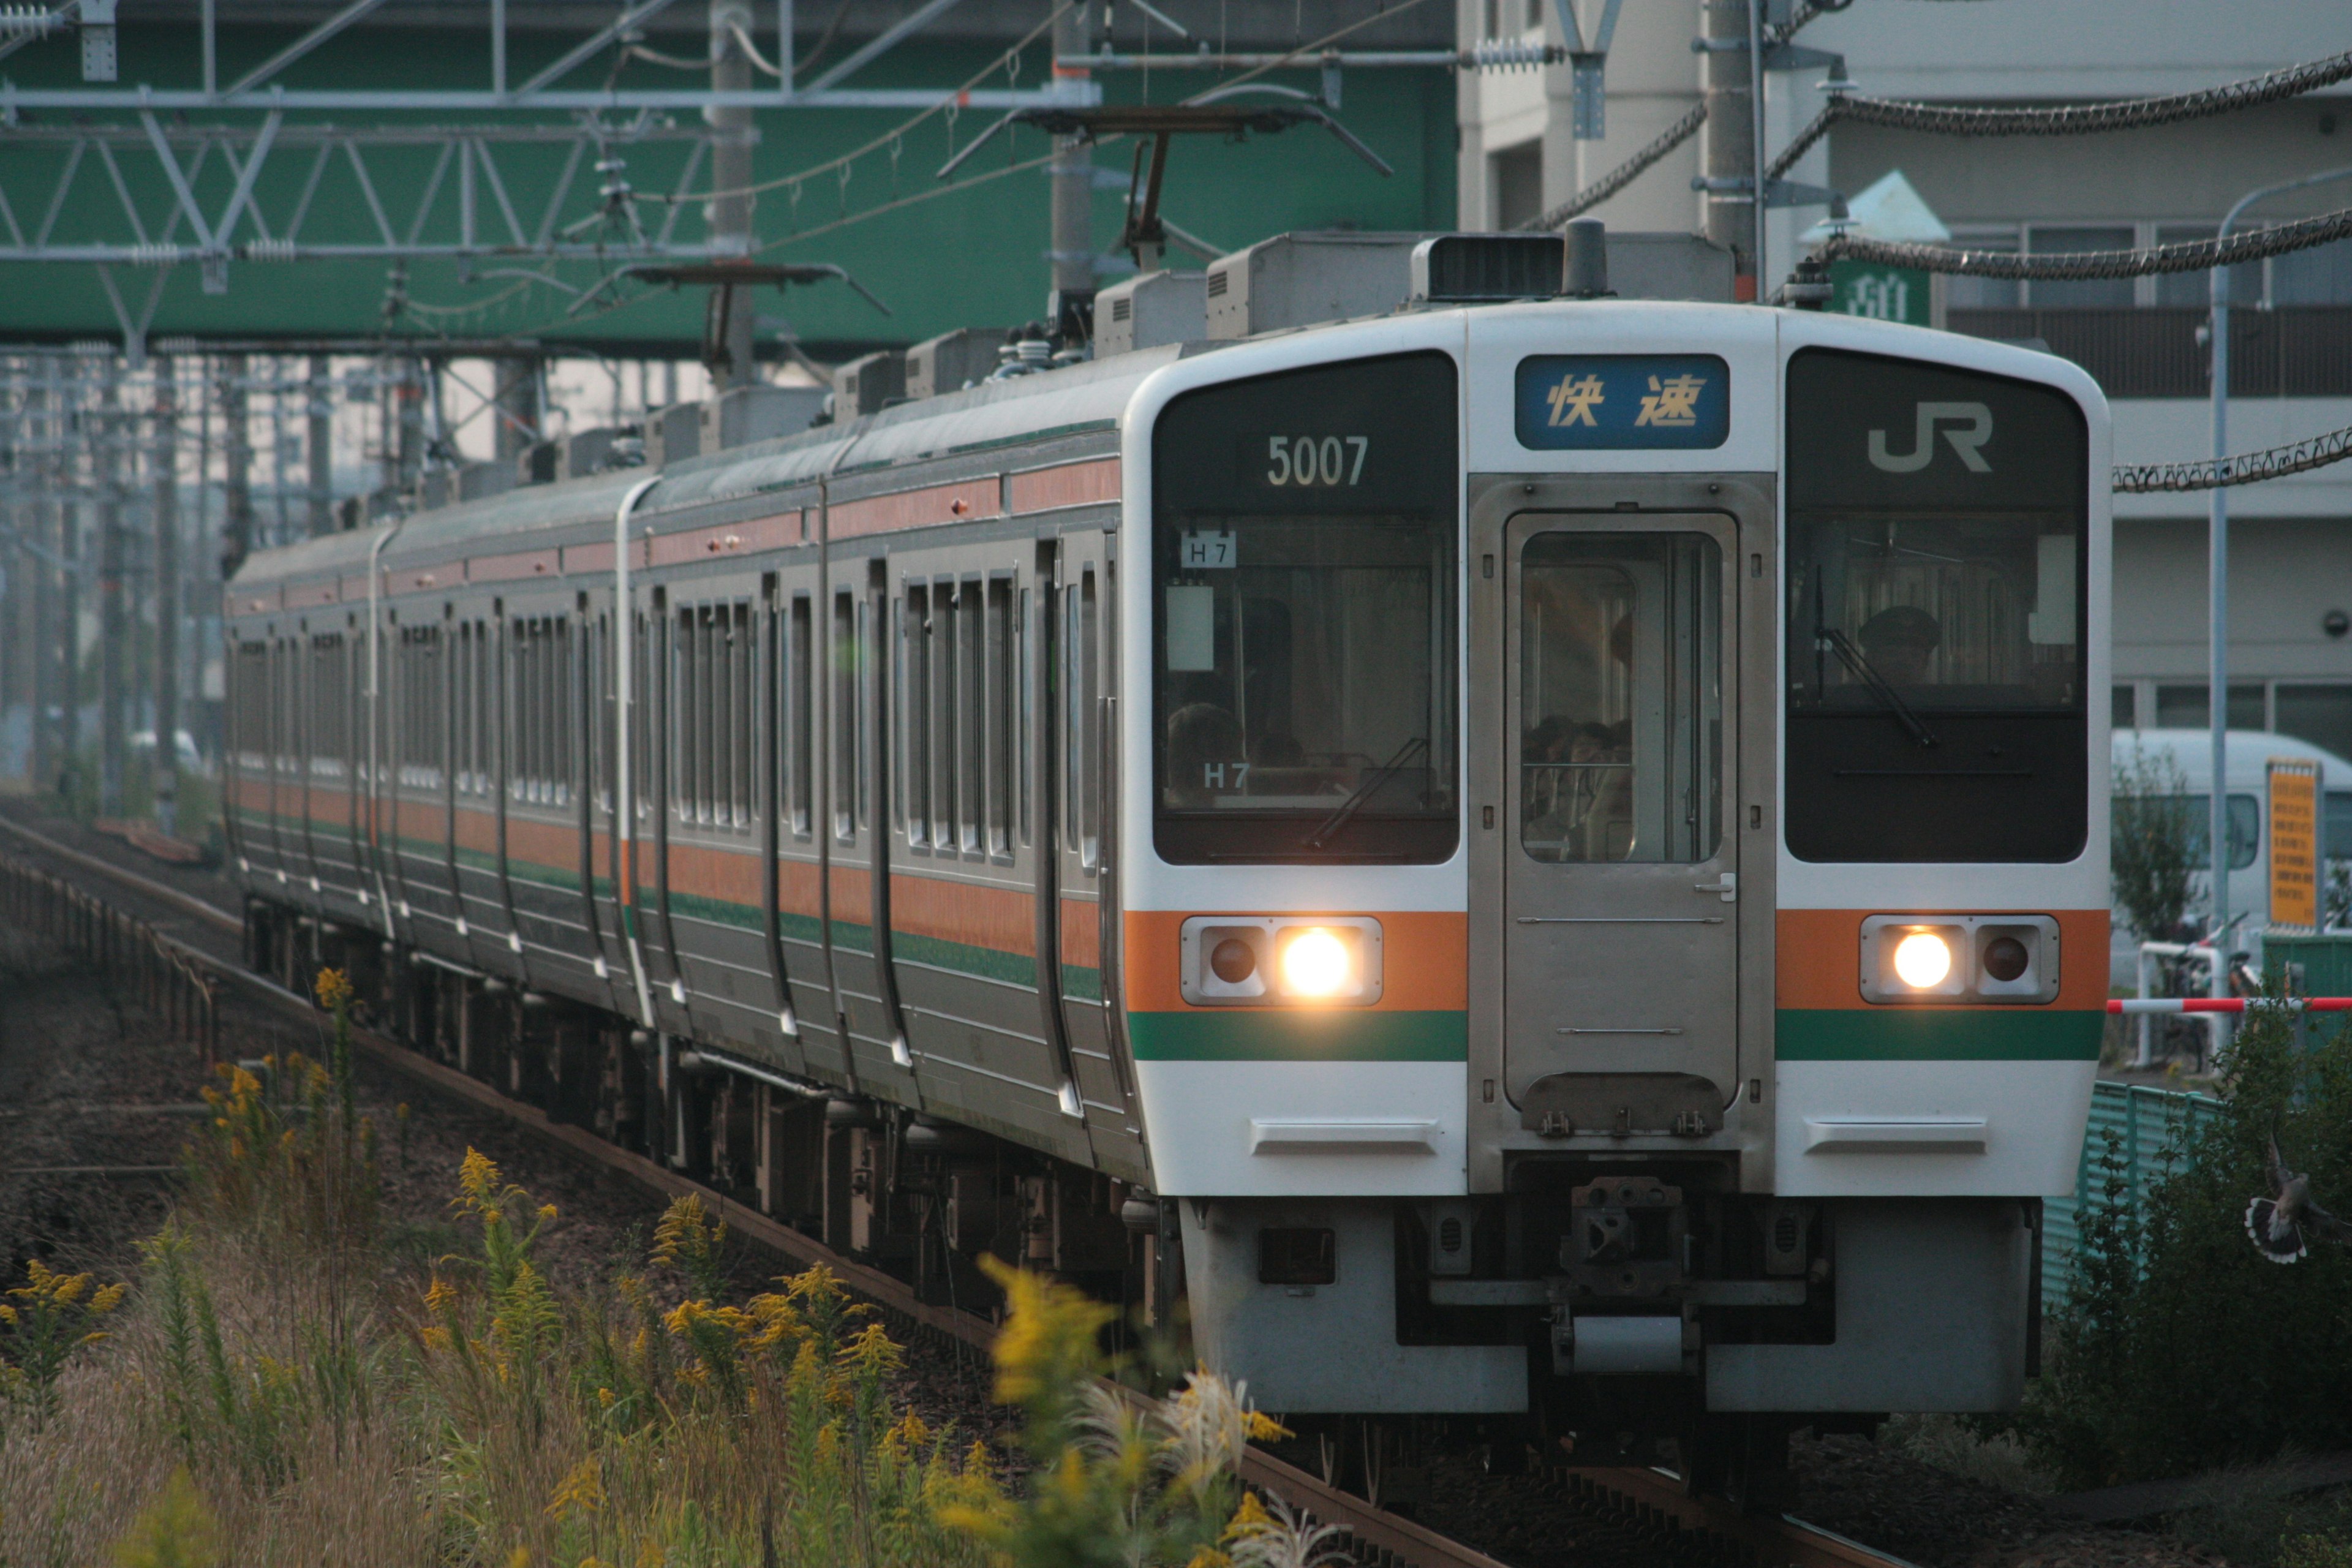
[
  {"x1": 858, "y1": 597, "x2": 872, "y2": 829},
  {"x1": 1079, "y1": 566, "x2": 1101, "y2": 872},
  {"x1": 958, "y1": 576, "x2": 984, "y2": 854},
  {"x1": 787, "y1": 595, "x2": 812, "y2": 837},
  {"x1": 987, "y1": 575, "x2": 1014, "y2": 857},
  {"x1": 1061, "y1": 584, "x2": 1077, "y2": 856},
  {"x1": 557, "y1": 617, "x2": 575, "y2": 809},
  {"x1": 593, "y1": 614, "x2": 612, "y2": 816},
  {"x1": 734, "y1": 602, "x2": 755, "y2": 826},
  {"x1": 932, "y1": 579, "x2": 956, "y2": 851},
  {"x1": 1017, "y1": 586, "x2": 1033, "y2": 847},
  {"x1": 633, "y1": 611, "x2": 652, "y2": 824},
  {"x1": 710, "y1": 605, "x2": 729, "y2": 824},
  {"x1": 903, "y1": 583, "x2": 932, "y2": 847},
  {"x1": 833, "y1": 589, "x2": 858, "y2": 840}
]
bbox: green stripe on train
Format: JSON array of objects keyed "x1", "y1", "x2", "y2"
[
  {"x1": 1774, "y1": 1009, "x2": 2104, "y2": 1061},
  {"x1": 1126, "y1": 1010, "x2": 1468, "y2": 1062}
]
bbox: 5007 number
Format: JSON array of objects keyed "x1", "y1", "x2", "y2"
[{"x1": 1265, "y1": 434, "x2": 1369, "y2": 487}]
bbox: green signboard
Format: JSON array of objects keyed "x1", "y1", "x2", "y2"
[{"x1": 1828, "y1": 260, "x2": 1931, "y2": 327}]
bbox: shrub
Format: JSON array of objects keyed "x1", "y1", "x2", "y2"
[{"x1": 2021, "y1": 1001, "x2": 2352, "y2": 1489}]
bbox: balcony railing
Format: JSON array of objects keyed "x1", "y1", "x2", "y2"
[{"x1": 1945, "y1": 306, "x2": 2352, "y2": 398}]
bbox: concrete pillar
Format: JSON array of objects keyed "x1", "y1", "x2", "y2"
[
  {"x1": 306, "y1": 355, "x2": 333, "y2": 537},
  {"x1": 153, "y1": 356, "x2": 180, "y2": 835},
  {"x1": 707, "y1": 0, "x2": 758, "y2": 388},
  {"x1": 96, "y1": 360, "x2": 125, "y2": 817},
  {"x1": 219, "y1": 355, "x2": 254, "y2": 579},
  {"x1": 1047, "y1": 6, "x2": 1093, "y2": 321},
  {"x1": 1701, "y1": 0, "x2": 1757, "y2": 296}
]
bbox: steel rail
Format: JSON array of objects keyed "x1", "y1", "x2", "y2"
[{"x1": 0, "y1": 813, "x2": 1924, "y2": 1568}]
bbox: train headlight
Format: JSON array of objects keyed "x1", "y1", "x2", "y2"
[
  {"x1": 1858, "y1": 914, "x2": 2062, "y2": 1004},
  {"x1": 1279, "y1": 928, "x2": 1354, "y2": 997},
  {"x1": 1892, "y1": 932, "x2": 1953, "y2": 989},
  {"x1": 1179, "y1": 916, "x2": 1383, "y2": 1006}
]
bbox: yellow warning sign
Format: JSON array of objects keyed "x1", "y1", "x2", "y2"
[{"x1": 2269, "y1": 758, "x2": 2321, "y2": 932}]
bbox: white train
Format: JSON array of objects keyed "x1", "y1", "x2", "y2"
[{"x1": 224, "y1": 228, "x2": 2110, "y2": 1500}]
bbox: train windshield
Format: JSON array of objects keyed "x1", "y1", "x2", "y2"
[
  {"x1": 1151, "y1": 352, "x2": 1460, "y2": 864},
  {"x1": 1785, "y1": 349, "x2": 2090, "y2": 862}
]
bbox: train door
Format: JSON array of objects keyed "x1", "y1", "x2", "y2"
[
  {"x1": 1504, "y1": 511, "x2": 1739, "y2": 1126},
  {"x1": 1054, "y1": 528, "x2": 1146, "y2": 1173}
]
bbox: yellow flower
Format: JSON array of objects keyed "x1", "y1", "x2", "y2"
[
  {"x1": 1243, "y1": 1410, "x2": 1292, "y2": 1443},
  {"x1": 596, "y1": 1385, "x2": 617, "y2": 1408},
  {"x1": 423, "y1": 1275, "x2": 456, "y2": 1316},
  {"x1": 313, "y1": 967, "x2": 353, "y2": 1010},
  {"x1": 978, "y1": 1256, "x2": 1114, "y2": 1409},
  {"x1": 1221, "y1": 1491, "x2": 1274, "y2": 1543},
  {"x1": 537, "y1": 1204, "x2": 559, "y2": 1224},
  {"x1": 545, "y1": 1456, "x2": 607, "y2": 1520}
]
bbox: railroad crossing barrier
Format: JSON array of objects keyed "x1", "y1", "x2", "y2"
[{"x1": 0, "y1": 853, "x2": 218, "y2": 1061}]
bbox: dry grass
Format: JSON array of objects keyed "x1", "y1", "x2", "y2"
[{"x1": 0, "y1": 971, "x2": 1308, "y2": 1568}]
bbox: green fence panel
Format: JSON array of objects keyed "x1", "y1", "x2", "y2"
[{"x1": 2041, "y1": 1080, "x2": 2224, "y2": 1311}]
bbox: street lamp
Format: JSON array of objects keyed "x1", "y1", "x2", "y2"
[{"x1": 2206, "y1": 164, "x2": 2352, "y2": 1022}]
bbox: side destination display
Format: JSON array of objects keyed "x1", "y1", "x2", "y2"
[{"x1": 1514, "y1": 354, "x2": 1730, "y2": 450}]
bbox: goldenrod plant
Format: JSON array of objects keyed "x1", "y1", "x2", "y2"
[
  {"x1": 0, "y1": 1259, "x2": 124, "y2": 1431},
  {"x1": 936, "y1": 1255, "x2": 1337, "y2": 1568}
]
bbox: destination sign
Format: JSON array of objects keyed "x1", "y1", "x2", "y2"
[{"x1": 1514, "y1": 354, "x2": 1730, "y2": 451}]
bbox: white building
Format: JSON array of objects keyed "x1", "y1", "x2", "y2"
[{"x1": 1457, "y1": 1, "x2": 2352, "y2": 775}]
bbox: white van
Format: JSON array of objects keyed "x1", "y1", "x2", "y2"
[{"x1": 2108, "y1": 728, "x2": 2352, "y2": 984}]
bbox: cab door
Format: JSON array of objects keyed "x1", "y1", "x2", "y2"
[{"x1": 1504, "y1": 511, "x2": 1738, "y2": 1131}]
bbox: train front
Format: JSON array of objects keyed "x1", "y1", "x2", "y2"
[{"x1": 1117, "y1": 305, "x2": 2109, "y2": 1480}]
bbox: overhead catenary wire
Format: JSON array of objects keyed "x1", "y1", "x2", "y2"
[
  {"x1": 1768, "y1": 45, "x2": 2352, "y2": 183},
  {"x1": 1175, "y1": 0, "x2": 1437, "y2": 105},
  {"x1": 649, "y1": 0, "x2": 1076, "y2": 206},
  {"x1": 1815, "y1": 206, "x2": 2352, "y2": 280},
  {"x1": 2114, "y1": 421, "x2": 2352, "y2": 493},
  {"x1": 1517, "y1": 102, "x2": 1708, "y2": 231}
]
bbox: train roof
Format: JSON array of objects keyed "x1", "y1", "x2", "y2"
[
  {"x1": 227, "y1": 284, "x2": 2106, "y2": 605},
  {"x1": 228, "y1": 339, "x2": 1197, "y2": 594}
]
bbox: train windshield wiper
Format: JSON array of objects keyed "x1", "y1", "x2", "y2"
[
  {"x1": 1305, "y1": 735, "x2": 1429, "y2": 850},
  {"x1": 1819, "y1": 628, "x2": 1938, "y2": 749}
]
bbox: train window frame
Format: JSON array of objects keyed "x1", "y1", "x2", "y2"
[
  {"x1": 987, "y1": 572, "x2": 1016, "y2": 860},
  {"x1": 902, "y1": 581, "x2": 933, "y2": 848},
  {"x1": 787, "y1": 594, "x2": 814, "y2": 839},
  {"x1": 1783, "y1": 347, "x2": 2090, "y2": 865},
  {"x1": 1148, "y1": 350, "x2": 1461, "y2": 867},
  {"x1": 833, "y1": 589, "x2": 859, "y2": 841}
]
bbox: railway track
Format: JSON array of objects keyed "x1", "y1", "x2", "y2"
[{"x1": 0, "y1": 809, "x2": 1921, "y2": 1568}]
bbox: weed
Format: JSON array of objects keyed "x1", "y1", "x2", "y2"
[{"x1": 2021, "y1": 1001, "x2": 2352, "y2": 1489}]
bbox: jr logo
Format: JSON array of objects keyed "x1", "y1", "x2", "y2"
[{"x1": 1867, "y1": 401, "x2": 1994, "y2": 473}]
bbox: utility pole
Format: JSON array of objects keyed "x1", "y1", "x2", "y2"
[
  {"x1": 97, "y1": 358, "x2": 125, "y2": 818},
  {"x1": 708, "y1": 0, "x2": 758, "y2": 388},
  {"x1": 1700, "y1": 0, "x2": 1755, "y2": 300},
  {"x1": 1047, "y1": 4, "x2": 1093, "y2": 325},
  {"x1": 307, "y1": 354, "x2": 334, "y2": 536},
  {"x1": 493, "y1": 356, "x2": 541, "y2": 463},
  {"x1": 57, "y1": 446, "x2": 80, "y2": 796},
  {"x1": 153, "y1": 355, "x2": 180, "y2": 836},
  {"x1": 27, "y1": 363, "x2": 54, "y2": 791},
  {"x1": 220, "y1": 354, "x2": 254, "y2": 579}
]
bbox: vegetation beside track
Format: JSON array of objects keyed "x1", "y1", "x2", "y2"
[
  {"x1": 0, "y1": 970, "x2": 1313, "y2": 1568},
  {"x1": 2021, "y1": 998, "x2": 2352, "y2": 1555}
]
